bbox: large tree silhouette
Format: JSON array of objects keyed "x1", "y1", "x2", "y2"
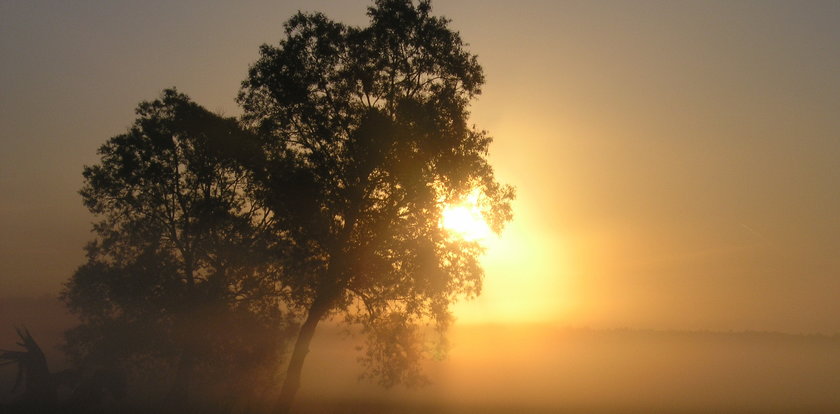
[
  {"x1": 62, "y1": 89, "x2": 289, "y2": 405},
  {"x1": 238, "y1": 1, "x2": 513, "y2": 411}
]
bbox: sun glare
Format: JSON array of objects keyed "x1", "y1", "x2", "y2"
[{"x1": 440, "y1": 193, "x2": 494, "y2": 242}]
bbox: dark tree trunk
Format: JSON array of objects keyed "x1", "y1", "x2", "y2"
[
  {"x1": 166, "y1": 257, "x2": 196, "y2": 408},
  {"x1": 273, "y1": 294, "x2": 333, "y2": 414},
  {"x1": 165, "y1": 352, "x2": 195, "y2": 409},
  {"x1": 274, "y1": 215, "x2": 354, "y2": 413}
]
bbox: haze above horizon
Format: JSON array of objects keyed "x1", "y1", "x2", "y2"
[{"x1": 2, "y1": 0, "x2": 839, "y2": 334}]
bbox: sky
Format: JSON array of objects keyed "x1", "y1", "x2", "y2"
[{"x1": 1, "y1": 0, "x2": 839, "y2": 334}]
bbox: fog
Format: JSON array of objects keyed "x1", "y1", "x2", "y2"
[
  {"x1": 4, "y1": 0, "x2": 840, "y2": 334},
  {"x1": 298, "y1": 324, "x2": 840, "y2": 413},
  {"x1": 3, "y1": 1, "x2": 840, "y2": 412},
  {"x1": 4, "y1": 297, "x2": 838, "y2": 413}
]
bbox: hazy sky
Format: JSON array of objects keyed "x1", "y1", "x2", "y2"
[{"x1": 2, "y1": 0, "x2": 839, "y2": 333}]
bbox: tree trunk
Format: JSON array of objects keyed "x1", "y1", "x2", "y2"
[
  {"x1": 274, "y1": 215, "x2": 354, "y2": 414},
  {"x1": 164, "y1": 352, "x2": 194, "y2": 409},
  {"x1": 273, "y1": 294, "x2": 333, "y2": 414}
]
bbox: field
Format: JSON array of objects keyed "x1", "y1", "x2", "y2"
[{"x1": 3, "y1": 297, "x2": 840, "y2": 413}]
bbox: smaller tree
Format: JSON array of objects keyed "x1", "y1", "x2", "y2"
[{"x1": 62, "y1": 89, "x2": 290, "y2": 405}]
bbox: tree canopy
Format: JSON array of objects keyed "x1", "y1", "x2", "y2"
[
  {"x1": 237, "y1": 0, "x2": 513, "y2": 410},
  {"x1": 62, "y1": 89, "x2": 290, "y2": 405},
  {"x1": 63, "y1": 1, "x2": 512, "y2": 411}
]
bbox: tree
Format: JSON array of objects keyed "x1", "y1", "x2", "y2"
[
  {"x1": 237, "y1": 1, "x2": 514, "y2": 411},
  {"x1": 62, "y1": 89, "x2": 289, "y2": 406}
]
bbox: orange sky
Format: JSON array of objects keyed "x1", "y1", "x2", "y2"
[{"x1": 2, "y1": 0, "x2": 839, "y2": 333}]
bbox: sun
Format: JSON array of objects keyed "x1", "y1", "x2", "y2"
[{"x1": 440, "y1": 192, "x2": 494, "y2": 242}]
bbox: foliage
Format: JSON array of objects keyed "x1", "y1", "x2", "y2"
[
  {"x1": 238, "y1": 0, "x2": 513, "y2": 394},
  {"x1": 62, "y1": 89, "x2": 290, "y2": 399},
  {"x1": 62, "y1": 1, "x2": 512, "y2": 410}
]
